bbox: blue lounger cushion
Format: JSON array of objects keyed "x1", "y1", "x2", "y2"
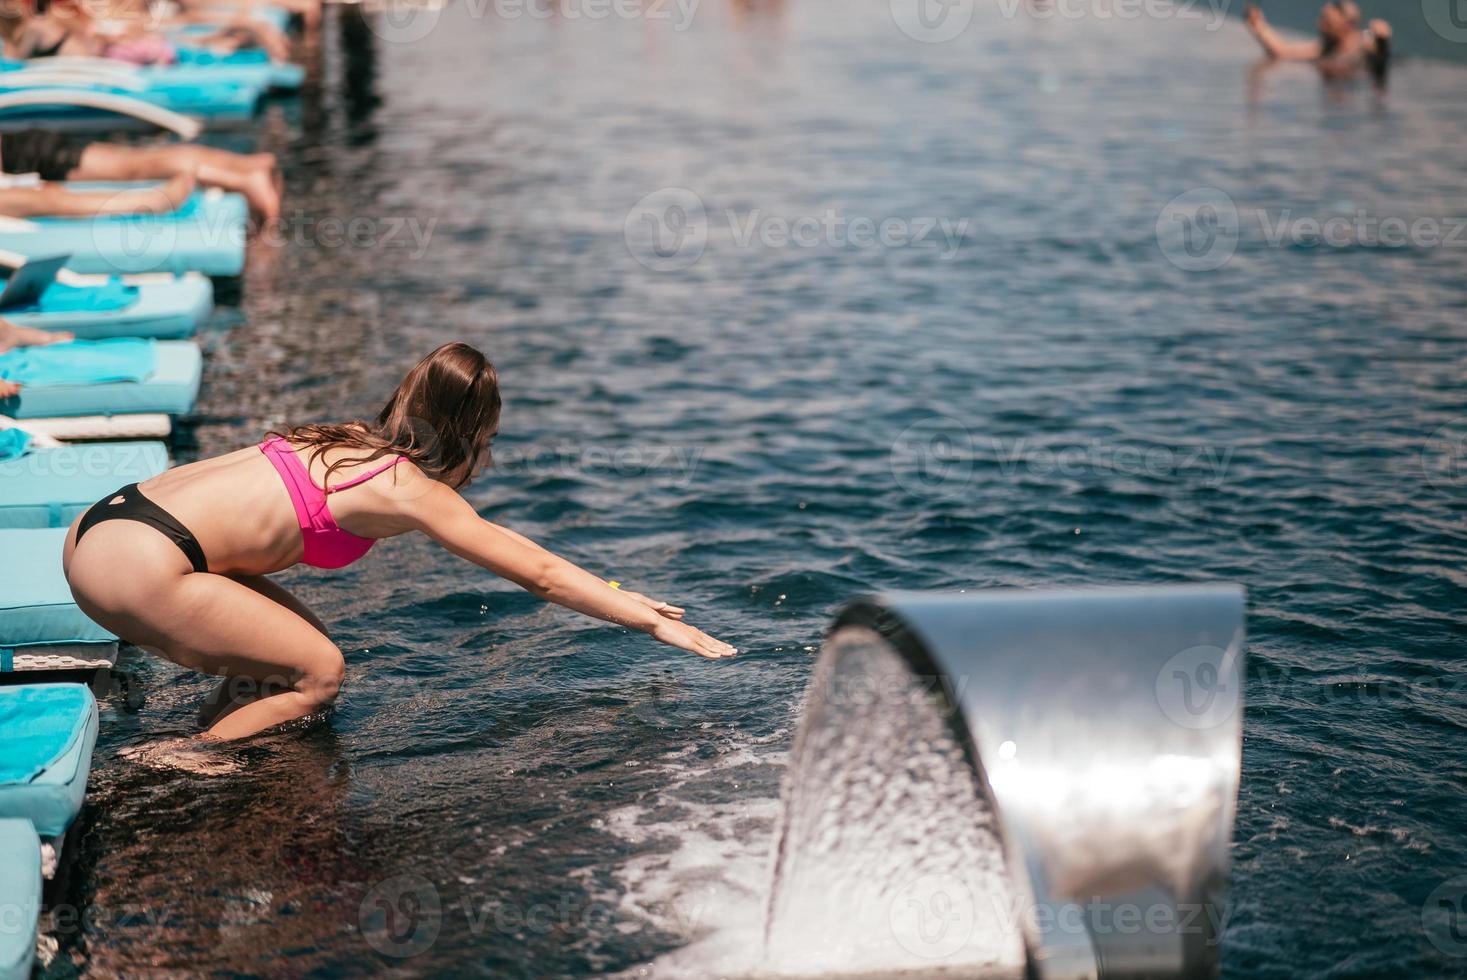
[
  {"x1": 0, "y1": 442, "x2": 169, "y2": 529},
  {"x1": 0, "y1": 819, "x2": 40, "y2": 980},
  {"x1": 148, "y1": 53, "x2": 306, "y2": 92},
  {"x1": 0, "y1": 528, "x2": 116, "y2": 650},
  {"x1": 6, "y1": 273, "x2": 213, "y2": 340},
  {"x1": 0, "y1": 188, "x2": 248, "y2": 277},
  {"x1": 0, "y1": 339, "x2": 201, "y2": 419},
  {"x1": 0, "y1": 685, "x2": 99, "y2": 839}
]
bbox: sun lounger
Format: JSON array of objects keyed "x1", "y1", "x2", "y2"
[
  {"x1": 0, "y1": 441, "x2": 169, "y2": 529},
  {"x1": 4, "y1": 271, "x2": 213, "y2": 340},
  {"x1": 0, "y1": 187, "x2": 247, "y2": 277},
  {"x1": 0, "y1": 528, "x2": 117, "y2": 678},
  {"x1": 0, "y1": 339, "x2": 203, "y2": 425},
  {"x1": 0, "y1": 818, "x2": 41, "y2": 980}
]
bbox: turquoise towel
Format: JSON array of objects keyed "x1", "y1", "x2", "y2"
[
  {"x1": 2, "y1": 278, "x2": 138, "y2": 316},
  {"x1": 0, "y1": 686, "x2": 90, "y2": 784},
  {"x1": 0, "y1": 338, "x2": 155, "y2": 388},
  {"x1": 0, "y1": 429, "x2": 30, "y2": 461}
]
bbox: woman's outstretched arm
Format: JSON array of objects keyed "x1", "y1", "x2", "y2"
[
  {"x1": 1244, "y1": 5, "x2": 1322, "y2": 60},
  {"x1": 401, "y1": 480, "x2": 736, "y2": 659}
]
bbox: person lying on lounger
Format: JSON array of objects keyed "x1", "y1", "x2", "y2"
[
  {"x1": 0, "y1": 316, "x2": 71, "y2": 398},
  {"x1": 0, "y1": 131, "x2": 280, "y2": 219},
  {"x1": 1244, "y1": 1, "x2": 1391, "y2": 84},
  {"x1": 63, "y1": 343, "x2": 737, "y2": 752},
  {"x1": 1, "y1": 0, "x2": 290, "y2": 65}
]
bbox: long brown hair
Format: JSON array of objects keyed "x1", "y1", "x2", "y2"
[{"x1": 271, "y1": 342, "x2": 502, "y2": 490}]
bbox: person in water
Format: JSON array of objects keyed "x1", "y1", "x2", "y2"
[
  {"x1": 63, "y1": 343, "x2": 737, "y2": 745},
  {"x1": 1244, "y1": 1, "x2": 1391, "y2": 84}
]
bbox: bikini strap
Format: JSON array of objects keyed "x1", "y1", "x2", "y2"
[{"x1": 325, "y1": 455, "x2": 404, "y2": 493}]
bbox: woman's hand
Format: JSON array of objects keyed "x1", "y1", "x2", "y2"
[
  {"x1": 651, "y1": 618, "x2": 737, "y2": 660},
  {"x1": 618, "y1": 589, "x2": 685, "y2": 621}
]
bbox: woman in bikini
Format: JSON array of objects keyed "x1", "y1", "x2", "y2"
[{"x1": 63, "y1": 343, "x2": 736, "y2": 745}]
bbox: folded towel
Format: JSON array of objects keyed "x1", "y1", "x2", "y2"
[
  {"x1": 0, "y1": 428, "x2": 30, "y2": 460},
  {"x1": 0, "y1": 686, "x2": 90, "y2": 784},
  {"x1": 2, "y1": 277, "x2": 138, "y2": 316},
  {"x1": 0, "y1": 338, "x2": 155, "y2": 388}
]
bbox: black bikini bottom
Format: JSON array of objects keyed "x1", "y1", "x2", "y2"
[{"x1": 75, "y1": 483, "x2": 208, "y2": 573}]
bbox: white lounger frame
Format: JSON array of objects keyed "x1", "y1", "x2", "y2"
[
  {"x1": 4, "y1": 414, "x2": 174, "y2": 440},
  {"x1": 0, "y1": 89, "x2": 202, "y2": 139}
]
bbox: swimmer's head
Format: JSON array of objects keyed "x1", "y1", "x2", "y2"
[
  {"x1": 1318, "y1": 0, "x2": 1357, "y2": 38},
  {"x1": 377, "y1": 342, "x2": 502, "y2": 488}
]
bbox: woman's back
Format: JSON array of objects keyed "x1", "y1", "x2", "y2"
[{"x1": 137, "y1": 440, "x2": 414, "y2": 575}]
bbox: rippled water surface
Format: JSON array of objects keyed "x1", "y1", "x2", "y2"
[{"x1": 57, "y1": 1, "x2": 1467, "y2": 977}]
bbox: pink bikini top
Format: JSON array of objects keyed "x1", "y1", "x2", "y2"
[{"x1": 259, "y1": 437, "x2": 404, "y2": 569}]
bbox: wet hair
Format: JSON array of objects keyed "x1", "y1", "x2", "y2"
[
  {"x1": 271, "y1": 342, "x2": 502, "y2": 491},
  {"x1": 1369, "y1": 26, "x2": 1390, "y2": 86}
]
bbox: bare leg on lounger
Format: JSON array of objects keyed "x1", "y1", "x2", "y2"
[{"x1": 70, "y1": 143, "x2": 281, "y2": 220}]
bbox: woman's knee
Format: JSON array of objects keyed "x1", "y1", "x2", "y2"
[{"x1": 296, "y1": 647, "x2": 346, "y2": 707}]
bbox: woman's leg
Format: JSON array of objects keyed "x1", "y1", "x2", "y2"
[
  {"x1": 70, "y1": 144, "x2": 281, "y2": 219},
  {"x1": 197, "y1": 573, "x2": 332, "y2": 729},
  {"x1": 66, "y1": 522, "x2": 344, "y2": 741}
]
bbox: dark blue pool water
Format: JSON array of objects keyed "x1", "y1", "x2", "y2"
[{"x1": 58, "y1": 2, "x2": 1467, "y2": 977}]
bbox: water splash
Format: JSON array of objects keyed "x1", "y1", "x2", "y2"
[{"x1": 760, "y1": 626, "x2": 1028, "y2": 978}]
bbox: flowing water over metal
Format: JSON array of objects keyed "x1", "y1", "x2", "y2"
[{"x1": 760, "y1": 626, "x2": 1025, "y2": 978}]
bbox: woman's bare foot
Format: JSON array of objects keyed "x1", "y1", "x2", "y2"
[
  {"x1": 0, "y1": 318, "x2": 72, "y2": 354},
  {"x1": 118, "y1": 738, "x2": 242, "y2": 776},
  {"x1": 241, "y1": 168, "x2": 282, "y2": 222}
]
